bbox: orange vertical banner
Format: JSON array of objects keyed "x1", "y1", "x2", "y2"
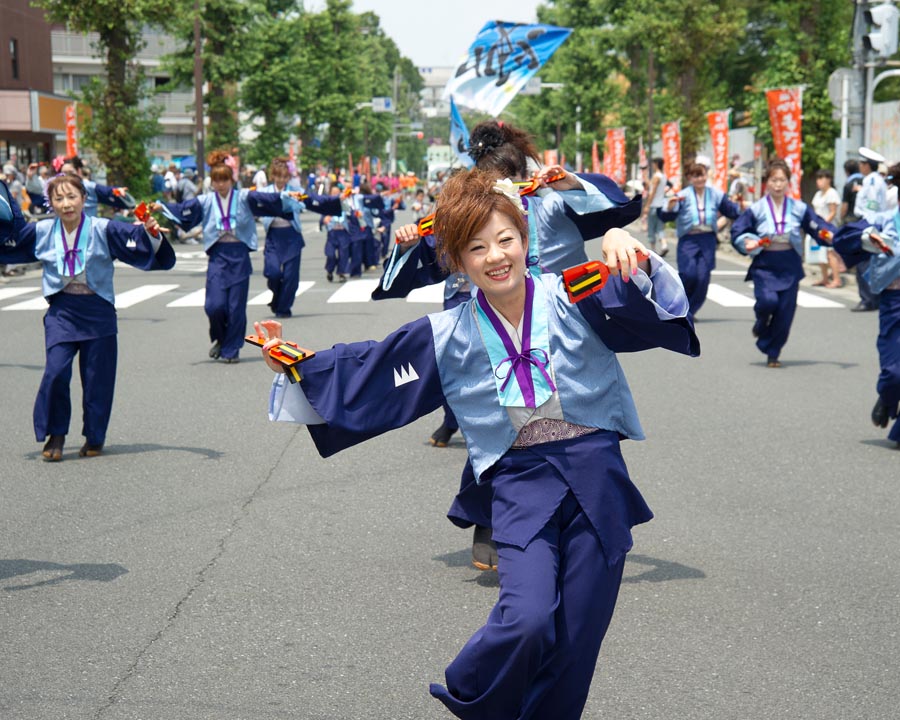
[
  {"x1": 661, "y1": 121, "x2": 682, "y2": 191},
  {"x1": 706, "y1": 110, "x2": 730, "y2": 192},
  {"x1": 591, "y1": 139, "x2": 600, "y2": 173},
  {"x1": 765, "y1": 87, "x2": 803, "y2": 198},
  {"x1": 65, "y1": 104, "x2": 78, "y2": 158},
  {"x1": 604, "y1": 128, "x2": 626, "y2": 185},
  {"x1": 543, "y1": 149, "x2": 559, "y2": 167}
]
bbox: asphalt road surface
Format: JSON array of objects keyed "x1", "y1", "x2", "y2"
[{"x1": 1, "y1": 211, "x2": 897, "y2": 720}]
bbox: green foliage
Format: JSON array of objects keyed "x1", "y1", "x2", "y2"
[
  {"x1": 507, "y1": 0, "x2": 855, "y2": 182},
  {"x1": 36, "y1": 0, "x2": 175, "y2": 190}
]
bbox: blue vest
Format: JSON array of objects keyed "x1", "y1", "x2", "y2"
[
  {"x1": 198, "y1": 189, "x2": 260, "y2": 251},
  {"x1": 428, "y1": 273, "x2": 644, "y2": 480},
  {"x1": 33, "y1": 217, "x2": 118, "y2": 304},
  {"x1": 735, "y1": 197, "x2": 808, "y2": 256},
  {"x1": 260, "y1": 184, "x2": 303, "y2": 233},
  {"x1": 669, "y1": 185, "x2": 727, "y2": 238},
  {"x1": 868, "y1": 211, "x2": 900, "y2": 293}
]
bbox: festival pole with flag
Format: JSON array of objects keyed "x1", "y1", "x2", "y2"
[
  {"x1": 765, "y1": 86, "x2": 803, "y2": 198},
  {"x1": 661, "y1": 120, "x2": 682, "y2": 191},
  {"x1": 604, "y1": 128, "x2": 626, "y2": 185},
  {"x1": 449, "y1": 96, "x2": 474, "y2": 168},
  {"x1": 443, "y1": 21, "x2": 572, "y2": 116},
  {"x1": 706, "y1": 109, "x2": 731, "y2": 192}
]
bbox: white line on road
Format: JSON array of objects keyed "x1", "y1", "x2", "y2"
[
  {"x1": 705, "y1": 283, "x2": 755, "y2": 307},
  {"x1": 2, "y1": 295, "x2": 49, "y2": 310},
  {"x1": 0, "y1": 286, "x2": 41, "y2": 301},
  {"x1": 115, "y1": 284, "x2": 180, "y2": 308},
  {"x1": 166, "y1": 288, "x2": 206, "y2": 307},
  {"x1": 405, "y1": 284, "x2": 445, "y2": 304},
  {"x1": 326, "y1": 279, "x2": 380, "y2": 303},
  {"x1": 795, "y1": 290, "x2": 844, "y2": 308},
  {"x1": 248, "y1": 281, "x2": 316, "y2": 306}
]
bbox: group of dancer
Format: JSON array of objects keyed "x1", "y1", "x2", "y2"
[{"x1": 1, "y1": 120, "x2": 898, "y2": 719}]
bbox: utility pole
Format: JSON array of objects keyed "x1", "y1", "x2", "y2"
[
  {"x1": 647, "y1": 48, "x2": 655, "y2": 166},
  {"x1": 389, "y1": 67, "x2": 399, "y2": 174},
  {"x1": 193, "y1": 0, "x2": 204, "y2": 181}
]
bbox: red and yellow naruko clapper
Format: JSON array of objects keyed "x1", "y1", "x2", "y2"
[
  {"x1": 244, "y1": 335, "x2": 316, "y2": 383},
  {"x1": 562, "y1": 252, "x2": 650, "y2": 304}
]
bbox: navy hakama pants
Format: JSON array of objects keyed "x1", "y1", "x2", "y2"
[
  {"x1": 432, "y1": 431, "x2": 652, "y2": 720},
  {"x1": 362, "y1": 227, "x2": 379, "y2": 269},
  {"x1": 35, "y1": 293, "x2": 118, "y2": 445},
  {"x1": 348, "y1": 231, "x2": 365, "y2": 277},
  {"x1": 677, "y1": 231, "x2": 717, "y2": 318},
  {"x1": 263, "y1": 225, "x2": 303, "y2": 316},
  {"x1": 205, "y1": 242, "x2": 252, "y2": 360},
  {"x1": 877, "y1": 289, "x2": 900, "y2": 443},
  {"x1": 325, "y1": 229, "x2": 351, "y2": 276},
  {"x1": 746, "y1": 250, "x2": 804, "y2": 360}
]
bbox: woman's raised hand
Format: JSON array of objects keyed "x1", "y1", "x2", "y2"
[
  {"x1": 254, "y1": 320, "x2": 286, "y2": 374},
  {"x1": 602, "y1": 228, "x2": 650, "y2": 282}
]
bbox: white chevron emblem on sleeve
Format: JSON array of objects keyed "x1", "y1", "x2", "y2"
[{"x1": 393, "y1": 363, "x2": 420, "y2": 387}]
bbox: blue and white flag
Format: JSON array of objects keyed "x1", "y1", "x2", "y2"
[
  {"x1": 449, "y1": 97, "x2": 474, "y2": 168},
  {"x1": 443, "y1": 21, "x2": 572, "y2": 117}
]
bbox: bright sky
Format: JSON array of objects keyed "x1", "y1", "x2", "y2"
[{"x1": 310, "y1": 0, "x2": 546, "y2": 68}]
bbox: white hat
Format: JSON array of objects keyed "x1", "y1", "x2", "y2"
[
  {"x1": 694, "y1": 154, "x2": 712, "y2": 168},
  {"x1": 858, "y1": 146, "x2": 886, "y2": 165},
  {"x1": 151, "y1": 164, "x2": 160, "y2": 172},
  {"x1": 3, "y1": 164, "x2": 16, "y2": 175}
]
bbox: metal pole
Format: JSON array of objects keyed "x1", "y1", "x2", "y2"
[
  {"x1": 575, "y1": 105, "x2": 582, "y2": 172},
  {"x1": 647, "y1": 48, "x2": 655, "y2": 165},
  {"x1": 389, "y1": 67, "x2": 399, "y2": 175},
  {"x1": 193, "y1": 0, "x2": 204, "y2": 182}
]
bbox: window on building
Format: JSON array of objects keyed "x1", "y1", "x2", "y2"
[{"x1": 10, "y1": 39, "x2": 19, "y2": 80}]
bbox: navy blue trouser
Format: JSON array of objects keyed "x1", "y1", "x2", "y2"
[
  {"x1": 677, "y1": 231, "x2": 717, "y2": 317},
  {"x1": 205, "y1": 277, "x2": 249, "y2": 360},
  {"x1": 877, "y1": 289, "x2": 900, "y2": 442},
  {"x1": 753, "y1": 278, "x2": 799, "y2": 360},
  {"x1": 34, "y1": 334, "x2": 117, "y2": 445},
  {"x1": 431, "y1": 491, "x2": 625, "y2": 720}
]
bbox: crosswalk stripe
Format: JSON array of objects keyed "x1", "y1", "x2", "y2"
[
  {"x1": 327, "y1": 279, "x2": 380, "y2": 303},
  {"x1": 166, "y1": 288, "x2": 206, "y2": 307},
  {"x1": 115, "y1": 284, "x2": 180, "y2": 308},
  {"x1": 2, "y1": 294, "x2": 49, "y2": 310},
  {"x1": 0, "y1": 286, "x2": 41, "y2": 301},
  {"x1": 795, "y1": 290, "x2": 844, "y2": 309},
  {"x1": 705, "y1": 283, "x2": 755, "y2": 307},
  {"x1": 405, "y1": 284, "x2": 445, "y2": 304},
  {"x1": 248, "y1": 281, "x2": 316, "y2": 306}
]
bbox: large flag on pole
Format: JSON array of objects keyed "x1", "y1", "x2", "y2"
[
  {"x1": 443, "y1": 21, "x2": 572, "y2": 116},
  {"x1": 706, "y1": 110, "x2": 731, "y2": 192},
  {"x1": 765, "y1": 86, "x2": 803, "y2": 199},
  {"x1": 449, "y1": 96, "x2": 474, "y2": 168}
]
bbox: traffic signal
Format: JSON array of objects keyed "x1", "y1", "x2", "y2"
[{"x1": 863, "y1": 3, "x2": 899, "y2": 60}]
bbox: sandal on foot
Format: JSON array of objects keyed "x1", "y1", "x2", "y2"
[
  {"x1": 472, "y1": 525, "x2": 498, "y2": 571},
  {"x1": 766, "y1": 357, "x2": 782, "y2": 368},
  {"x1": 42, "y1": 435, "x2": 65, "y2": 462},
  {"x1": 79, "y1": 442, "x2": 103, "y2": 458}
]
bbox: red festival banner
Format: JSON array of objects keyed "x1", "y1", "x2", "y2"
[
  {"x1": 604, "y1": 128, "x2": 626, "y2": 186},
  {"x1": 65, "y1": 104, "x2": 78, "y2": 158},
  {"x1": 765, "y1": 87, "x2": 803, "y2": 198},
  {"x1": 706, "y1": 110, "x2": 730, "y2": 192},
  {"x1": 661, "y1": 121, "x2": 682, "y2": 191}
]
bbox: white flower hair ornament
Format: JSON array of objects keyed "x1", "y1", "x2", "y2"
[{"x1": 492, "y1": 178, "x2": 527, "y2": 215}]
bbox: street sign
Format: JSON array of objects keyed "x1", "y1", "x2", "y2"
[
  {"x1": 372, "y1": 97, "x2": 393, "y2": 113},
  {"x1": 827, "y1": 68, "x2": 855, "y2": 110}
]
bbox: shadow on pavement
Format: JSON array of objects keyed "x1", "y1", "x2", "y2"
[
  {"x1": 0, "y1": 558, "x2": 128, "y2": 591},
  {"x1": 621, "y1": 554, "x2": 706, "y2": 584}
]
